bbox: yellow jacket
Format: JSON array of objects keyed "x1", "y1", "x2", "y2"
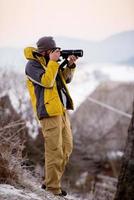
[{"x1": 24, "y1": 47, "x2": 75, "y2": 120}]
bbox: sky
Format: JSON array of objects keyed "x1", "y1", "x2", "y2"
[{"x1": 0, "y1": 0, "x2": 134, "y2": 47}]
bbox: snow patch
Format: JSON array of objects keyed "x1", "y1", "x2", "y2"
[
  {"x1": 107, "y1": 151, "x2": 124, "y2": 159},
  {"x1": 76, "y1": 172, "x2": 88, "y2": 186},
  {"x1": 0, "y1": 184, "x2": 41, "y2": 200},
  {"x1": 69, "y1": 63, "x2": 134, "y2": 108},
  {"x1": 0, "y1": 184, "x2": 87, "y2": 200}
]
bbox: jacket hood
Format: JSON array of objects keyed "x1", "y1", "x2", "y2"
[
  {"x1": 24, "y1": 47, "x2": 38, "y2": 60},
  {"x1": 24, "y1": 47, "x2": 46, "y2": 66}
]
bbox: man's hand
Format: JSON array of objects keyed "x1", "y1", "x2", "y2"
[
  {"x1": 67, "y1": 55, "x2": 78, "y2": 66},
  {"x1": 49, "y1": 49, "x2": 61, "y2": 62}
]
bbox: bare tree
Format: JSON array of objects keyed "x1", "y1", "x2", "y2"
[{"x1": 114, "y1": 102, "x2": 134, "y2": 200}]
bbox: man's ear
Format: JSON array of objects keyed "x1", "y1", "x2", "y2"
[
  {"x1": 46, "y1": 50, "x2": 51, "y2": 55},
  {"x1": 41, "y1": 51, "x2": 46, "y2": 56}
]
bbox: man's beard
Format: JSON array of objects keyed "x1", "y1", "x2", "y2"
[{"x1": 44, "y1": 54, "x2": 49, "y2": 64}]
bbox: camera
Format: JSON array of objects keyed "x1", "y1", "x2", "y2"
[
  {"x1": 60, "y1": 49, "x2": 83, "y2": 58},
  {"x1": 33, "y1": 48, "x2": 83, "y2": 59}
]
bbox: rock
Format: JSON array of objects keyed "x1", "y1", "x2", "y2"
[{"x1": 70, "y1": 81, "x2": 134, "y2": 177}]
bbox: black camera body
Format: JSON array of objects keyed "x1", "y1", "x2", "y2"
[{"x1": 60, "y1": 49, "x2": 83, "y2": 58}]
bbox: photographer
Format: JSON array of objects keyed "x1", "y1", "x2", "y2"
[{"x1": 24, "y1": 36, "x2": 78, "y2": 196}]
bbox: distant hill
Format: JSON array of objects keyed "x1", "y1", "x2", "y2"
[
  {"x1": 56, "y1": 30, "x2": 134, "y2": 64},
  {"x1": 0, "y1": 30, "x2": 134, "y2": 70},
  {"x1": 0, "y1": 47, "x2": 26, "y2": 72},
  {"x1": 120, "y1": 56, "x2": 134, "y2": 66}
]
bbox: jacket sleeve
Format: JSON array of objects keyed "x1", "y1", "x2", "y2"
[
  {"x1": 25, "y1": 60, "x2": 59, "y2": 88},
  {"x1": 41, "y1": 61, "x2": 59, "y2": 87},
  {"x1": 62, "y1": 64, "x2": 76, "y2": 83}
]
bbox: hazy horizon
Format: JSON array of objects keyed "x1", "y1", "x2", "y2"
[{"x1": 0, "y1": 29, "x2": 134, "y2": 48}]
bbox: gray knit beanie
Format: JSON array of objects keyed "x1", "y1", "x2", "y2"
[{"x1": 36, "y1": 36, "x2": 56, "y2": 52}]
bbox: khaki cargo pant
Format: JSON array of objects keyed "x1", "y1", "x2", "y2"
[{"x1": 40, "y1": 111, "x2": 73, "y2": 194}]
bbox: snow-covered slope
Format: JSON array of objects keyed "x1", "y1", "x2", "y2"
[
  {"x1": 0, "y1": 184, "x2": 91, "y2": 200},
  {"x1": 69, "y1": 63, "x2": 134, "y2": 109}
]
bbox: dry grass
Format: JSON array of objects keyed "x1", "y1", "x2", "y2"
[{"x1": 0, "y1": 122, "x2": 31, "y2": 187}]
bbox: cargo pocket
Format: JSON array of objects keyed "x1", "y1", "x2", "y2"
[{"x1": 43, "y1": 116, "x2": 62, "y2": 151}]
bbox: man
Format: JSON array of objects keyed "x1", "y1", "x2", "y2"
[{"x1": 24, "y1": 36, "x2": 77, "y2": 196}]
